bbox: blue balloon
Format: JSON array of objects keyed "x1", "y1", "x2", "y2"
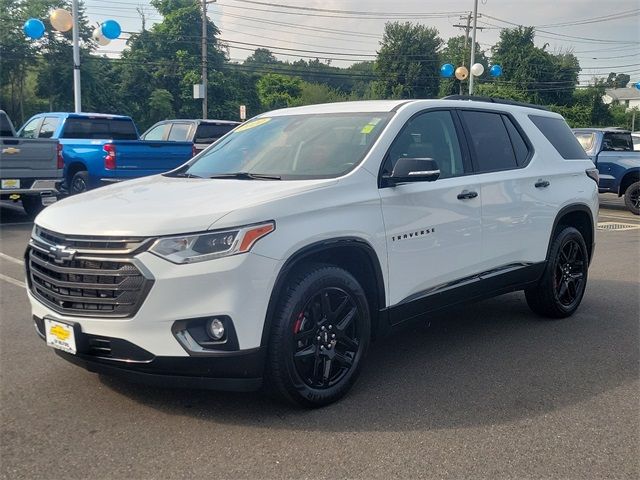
[
  {"x1": 23, "y1": 18, "x2": 45, "y2": 40},
  {"x1": 440, "y1": 63, "x2": 455, "y2": 78},
  {"x1": 635, "y1": 82, "x2": 640, "y2": 91},
  {"x1": 489, "y1": 64, "x2": 503, "y2": 77},
  {"x1": 101, "y1": 19, "x2": 121, "y2": 40}
]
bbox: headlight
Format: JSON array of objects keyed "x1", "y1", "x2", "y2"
[{"x1": 149, "y1": 221, "x2": 275, "y2": 264}]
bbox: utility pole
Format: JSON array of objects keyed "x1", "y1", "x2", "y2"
[
  {"x1": 468, "y1": 0, "x2": 479, "y2": 95},
  {"x1": 201, "y1": 0, "x2": 208, "y2": 119},
  {"x1": 71, "y1": 0, "x2": 81, "y2": 112},
  {"x1": 453, "y1": 12, "x2": 485, "y2": 95}
]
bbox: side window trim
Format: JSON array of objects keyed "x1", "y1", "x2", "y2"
[
  {"x1": 377, "y1": 108, "x2": 472, "y2": 188},
  {"x1": 455, "y1": 107, "x2": 534, "y2": 174}
]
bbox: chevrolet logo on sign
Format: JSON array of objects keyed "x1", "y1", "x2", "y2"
[{"x1": 48, "y1": 245, "x2": 77, "y2": 264}]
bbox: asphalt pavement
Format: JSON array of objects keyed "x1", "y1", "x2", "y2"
[{"x1": 0, "y1": 196, "x2": 638, "y2": 479}]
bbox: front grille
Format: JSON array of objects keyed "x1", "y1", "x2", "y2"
[{"x1": 27, "y1": 229, "x2": 154, "y2": 318}]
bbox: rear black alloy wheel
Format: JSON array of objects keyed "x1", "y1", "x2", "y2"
[
  {"x1": 525, "y1": 226, "x2": 589, "y2": 319},
  {"x1": 70, "y1": 170, "x2": 89, "y2": 195},
  {"x1": 267, "y1": 264, "x2": 370, "y2": 407},
  {"x1": 624, "y1": 181, "x2": 640, "y2": 215},
  {"x1": 292, "y1": 287, "x2": 361, "y2": 389}
]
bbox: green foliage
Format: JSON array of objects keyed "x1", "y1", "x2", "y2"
[
  {"x1": 474, "y1": 83, "x2": 528, "y2": 102},
  {"x1": 490, "y1": 27, "x2": 578, "y2": 106},
  {"x1": 295, "y1": 82, "x2": 347, "y2": 106},
  {"x1": 376, "y1": 22, "x2": 442, "y2": 99},
  {"x1": 148, "y1": 89, "x2": 175, "y2": 121},
  {"x1": 604, "y1": 72, "x2": 630, "y2": 89},
  {"x1": 256, "y1": 74, "x2": 302, "y2": 110}
]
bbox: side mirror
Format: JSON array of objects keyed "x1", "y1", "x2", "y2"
[{"x1": 384, "y1": 157, "x2": 440, "y2": 186}]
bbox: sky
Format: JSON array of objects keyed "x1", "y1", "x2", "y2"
[{"x1": 83, "y1": 0, "x2": 640, "y2": 85}]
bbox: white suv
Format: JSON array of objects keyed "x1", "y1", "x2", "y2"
[{"x1": 27, "y1": 98, "x2": 598, "y2": 407}]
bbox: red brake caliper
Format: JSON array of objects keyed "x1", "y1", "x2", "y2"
[{"x1": 293, "y1": 311, "x2": 305, "y2": 334}]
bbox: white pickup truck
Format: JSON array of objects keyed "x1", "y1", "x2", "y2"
[{"x1": 0, "y1": 110, "x2": 62, "y2": 216}]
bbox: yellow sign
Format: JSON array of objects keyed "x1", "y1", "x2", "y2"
[
  {"x1": 50, "y1": 324, "x2": 71, "y2": 341},
  {"x1": 235, "y1": 117, "x2": 271, "y2": 132}
]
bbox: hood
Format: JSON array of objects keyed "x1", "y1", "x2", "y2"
[{"x1": 36, "y1": 175, "x2": 335, "y2": 236}]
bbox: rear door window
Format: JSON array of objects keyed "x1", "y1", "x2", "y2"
[
  {"x1": 38, "y1": 117, "x2": 61, "y2": 138},
  {"x1": 574, "y1": 132, "x2": 595, "y2": 151},
  {"x1": 62, "y1": 118, "x2": 138, "y2": 140},
  {"x1": 194, "y1": 123, "x2": 237, "y2": 143},
  {"x1": 529, "y1": 115, "x2": 588, "y2": 159},
  {"x1": 460, "y1": 110, "x2": 518, "y2": 172},
  {"x1": 19, "y1": 118, "x2": 42, "y2": 138},
  {"x1": 167, "y1": 123, "x2": 191, "y2": 141}
]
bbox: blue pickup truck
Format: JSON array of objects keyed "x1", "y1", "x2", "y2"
[
  {"x1": 17, "y1": 113, "x2": 194, "y2": 194},
  {"x1": 573, "y1": 128, "x2": 640, "y2": 215}
]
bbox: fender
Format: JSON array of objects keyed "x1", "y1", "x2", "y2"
[
  {"x1": 259, "y1": 237, "x2": 386, "y2": 348},
  {"x1": 546, "y1": 203, "x2": 595, "y2": 264}
]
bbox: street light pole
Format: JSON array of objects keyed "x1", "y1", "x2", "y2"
[
  {"x1": 201, "y1": 0, "x2": 208, "y2": 119},
  {"x1": 71, "y1": 0, "x2": 81, "y2": 112},
  {"x1": 468, "y1": 0, "x2": 479, "y2": 95}
]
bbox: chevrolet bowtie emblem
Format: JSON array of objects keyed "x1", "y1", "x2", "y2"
[
  {"x1": 48, "y1": 245, "x2": 77, "y2": 264},
  {"x1": 2, "y1": 147, "x2": 21, "y2": 154}
]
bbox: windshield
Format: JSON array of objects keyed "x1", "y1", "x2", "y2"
[{"x1": 184, "y1": 113, "x2": 392, "y2": 180}]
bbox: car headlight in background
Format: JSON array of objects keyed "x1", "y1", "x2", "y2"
[{"x1": 149, "y1": 221, "x2": 275, "y2": 264}]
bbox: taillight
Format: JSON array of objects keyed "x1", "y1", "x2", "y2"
[
  {"x1": 586, "y1": 168, "x2": 599, "y2": 184},
  {"x1": 56, "y1": 144, "x2": 64, "y2": 169},
  {"x1": 103, "y1": 143, "x2": 116, "y2": 170}
]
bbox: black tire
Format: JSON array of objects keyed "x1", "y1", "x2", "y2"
[
  {"x1": 70, "y1": 170, "x2": 89, "y2": 195},
  {"x1": 623, "y1": 181, "x2": 640, "y2": 215},
  {"x1": 266, "y1": 263, "x2": 371, "y2": 408},
  {"x1": 525, "y1": 226, "x2": 589, "y2": 319},
  {"x1": 21, "y1": 196, "x2": 43, "y2": 218}
]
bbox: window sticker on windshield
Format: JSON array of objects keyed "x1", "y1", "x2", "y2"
[
  {"x1": 361, "y1": 117, "x2": 382, "y2": 134},
  {"x1": 235, "y1": 118, "x2": 271, "y2": 132}
]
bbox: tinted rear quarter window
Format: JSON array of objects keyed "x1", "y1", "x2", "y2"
[
  {"x1": 62, "y1": 118, "x2": 138, "y2": 140},
  {"x1": 195, "y1": 123, "x2": 237, "y2": 143},
  {"x1": 529, "y1": 115, "x2": 588, "y2": 159},
  {"x1": 503, "y1": 116, "x2": 530, "y2": 166},
  {"x1": 460, "y1": 110, "x2": 518, "y2": 172}
]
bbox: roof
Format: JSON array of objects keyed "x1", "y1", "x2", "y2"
[
  {"x1": 573, "y1": 127, "x2": 631, "y2": 133},
  {"x1": 604, "y1": 87, "x2": 640, "y2": 101},
  {"x1": 158, "y1": 119, "x2": 240, "y2": 125},
  {"x1": 263, "y1": 98, "x2": 556, "y2": 117},
  {"x1": 32, "y1": 112, "x2": 133, "y2": 120}
]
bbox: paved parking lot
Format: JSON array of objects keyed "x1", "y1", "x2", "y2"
[{"x1": 1, "y1": 197, "x2": 638, "y2": 479}]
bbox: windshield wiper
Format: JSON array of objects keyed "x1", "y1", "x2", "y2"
[
  {"x1": 168, "y1": 172, "x2": 202, "y2": 178},
  {"x1": 208, "y1": 172, "x2": 282, "y2": 180}
]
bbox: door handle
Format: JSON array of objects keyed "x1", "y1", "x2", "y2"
[
  {"x1": 535, "y1": 180, "x2": 550, "y2": 188},
  {"x1": 457, "y1": 190, "x2": 478, "y2": 200}
]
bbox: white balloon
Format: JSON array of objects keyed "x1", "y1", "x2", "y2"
[
  {"x1": 92, "y1": 27, "x2": 110, "y2": 46},
  {"x1": 470, "y1": 63, "x2": 485, "y2": 77}
]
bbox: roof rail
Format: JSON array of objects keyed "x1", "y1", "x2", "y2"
[{"x1": 442, "y1": 95, "x2": 549, "y2": 112}]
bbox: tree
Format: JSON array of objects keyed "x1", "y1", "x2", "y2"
[
  {"x1": 376, "y1": 22, "x2": 442, "y2": 99},
  {"x1": 244, "y1": 48, "x2": 278, "y2": 66},
  {"x1": 490, "y1": 27, "x2": 579, "y2": 106},
  {"x1": 256, "y1": 74, "x2": 302, "y2": 110},
  {"x1": 294, "y1": 82, "x2": 346, "y2": 106},
  {"x1": 604, "y1": 72, "x2": 630, "y2": 89},
  {"x1": 148, "y1": 89, "x2": 175, "y2": 123}
]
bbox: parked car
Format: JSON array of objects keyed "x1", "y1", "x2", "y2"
[
  {"x1": 141, "y1": 119, "x2": 240, "y2": 155},
  {"x1": 573, "y1": 128, "x2": 640, "y2": 214},
  {"x1": 0, "y1": 110, "x2": 61, "y2": 216},
  {"x1": 27, "y1": 98, "x2": 598, "y2": 407},
  {"x1": 17, "y1": 113, "x2": 194, "y2": 194}
]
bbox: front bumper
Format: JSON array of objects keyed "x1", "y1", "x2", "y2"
[{"x1": 34, "y1": 315, "x2": 265, "y2": 391}]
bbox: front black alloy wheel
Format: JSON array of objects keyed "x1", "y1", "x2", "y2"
[
  {"x1": 525, "y1": 226, "x2": 589, "y2": 319},
  {"x1": 266, "y1": 264, "x2": 370, "y2": 407}
]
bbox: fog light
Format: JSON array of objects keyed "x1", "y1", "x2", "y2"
[{"x1": 207, "y1": 318, "x2": 225, "y2": 340}]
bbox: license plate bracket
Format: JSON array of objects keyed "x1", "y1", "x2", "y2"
[{"x1": 44, "y1": 318, "x2": 77, "y2": 355}]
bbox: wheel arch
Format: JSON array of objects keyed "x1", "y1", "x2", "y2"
[
  {"x1": 260, "y1": 237, "x2": 387, "y2": 348},
  {"x1": 66, "y1": 161, "x2": 88, "y2": 182},
  {"x1": 547, "y1": 204, "x2": 595, "y2": 264},
  {"x1": 618, "y1": 169, "x2": 640, "y2": 197}
]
